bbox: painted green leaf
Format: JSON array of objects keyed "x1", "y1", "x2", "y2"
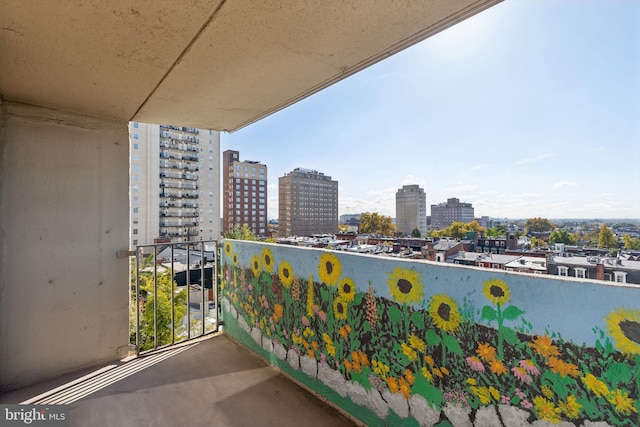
[
  {"x1": 604, "y1": 362, "x2": 632, "y2": 385},
  {"x1": 481, "y1": 305, "x2": 497, "y2": 322},
  {"x1": 511, "y1": 396, "x2": 520, "y2": 405},
  {"x1": 502, "y1": 305, "x2": 524, "y2": 321},
  {"x1": 413, "y1": 375, "x2": 444, "y2": 407},
  {"x1": 388, "y1": 306, "x2": 403, "y2": 325},
  {"x1": 502, "y1": 327, "x2": 520, "y2": 346},
  {"x1": 443, "y1": 334, "x2": 462, "y2": 355},
  {"x1": 426, "y1": 329, "x2": 442, "y2": 346},
  {"x1": 410, "y1": 310, "x2": 425, "y2": 330}
]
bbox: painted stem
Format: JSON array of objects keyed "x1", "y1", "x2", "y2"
[
  {"x1": 496, "y1": 303, "x2": 504, "y2": 360},
  {"x1": 441, "y1": 330, "x2": 447, "y2": 367}
]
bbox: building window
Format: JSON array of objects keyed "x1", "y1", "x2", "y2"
[
  {"x1": 614, "y1": 272, "x2": 627, "y2": 283},
  {"x1": 132, "y1": 207, "x2": 138, "y2": 213},
  {"x1": 558, "y1": 266, "x2": 568, "y2": 277},
  {"x1": 575, "y1": 268, "x2": 586, "y2": 279},
  {"x1": 133, "y1": 122, "x2": 139, "y2": 128},
  {"x1": 132, "y1": 229, "x2": 138, "y2": 234},
  {"x1": 133, "y1": 133, "x2": 139, "y2": 139},
  {"x1": 133, "y1": 143, "x2": 139, "y2": 150}
]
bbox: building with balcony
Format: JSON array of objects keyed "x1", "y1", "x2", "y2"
[
  {"x1": 395, "y1": 184, "x2": 427, "y2": 237},
  {"x1": 279, "y1": 168, "x2": 338, "y2": 237},
  {"x1": 130, "y1": 123, "x2": 220, "y2": 246},
  {"x1": 430, "y1": 197, "x2": 475, "y2": 229},
  {"x1": 222, "y1": 150, "x2": 268, "y2": 236}
]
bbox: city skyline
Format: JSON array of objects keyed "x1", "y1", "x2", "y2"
[{"x1": 222, "y1": 0, "x2": 639, "y2": 221}]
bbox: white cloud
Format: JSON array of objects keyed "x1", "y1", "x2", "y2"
[
  {"x1": 471, "y1": 164, "x2": 491, "y2": 171},
  {"x1": 516, "y1": 153, "x2": 555, "y2": 165},
  {"x1": 445, "y1": 184, "x2": 479, "y2": 193},
  {"x1": 553, "y1": 181, "x2": 577, "y2": 188}
]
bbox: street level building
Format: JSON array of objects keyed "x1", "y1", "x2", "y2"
[
  {"x1": 279, "y1": 168, "x2": 338, "y2": 237},
  {"x1": 129, "y1": 123, "x2": 220, "y2": 246},
  {"x1": 395, "y1": 185, "x2": 427, "y2": 236},
  {"x1": 430, "y1": 197, "x2": 475, "y2": 229},
  {"x1": 222, "y1": 150, "x2": 268, "y2": 236}
]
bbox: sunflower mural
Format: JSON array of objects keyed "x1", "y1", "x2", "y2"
[
  {"x1": 220, "y1": 240, "x2": 640, "y2": 426},
  {"x1": 428, "y1": 294, "x2": 462, "y2": 366},
  {"x1": 481, "y1": 278, "x2": 523, "y2": 359}
]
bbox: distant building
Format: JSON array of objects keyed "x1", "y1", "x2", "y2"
[
  {"x1": 548, "y1": 256, "x2": 640, "y2": 284},
  {"x1": 422, "y1": 239, "x2": 464, "y2": 262},
  {"x1": 395, "y1": 185, "x2": 427, "y2": 236},
  {"x1": 340, "y1": 213, "x2": 361, "y2": 226},
  {"x1": 430, "y1": 197, "x2": 474, "y2": 229},
  {"x1": 279, "y1": 168, "x2": 338, "y2": 237},
  {"x1": 222, "y1": 150, "x2": 268, "y2": 236},
  {"x1": 475, "y1": 234, "x2": 518, "y2": 254},
  {"x1": 129, "y1": 123, "x2": 220, "y2": 247}
]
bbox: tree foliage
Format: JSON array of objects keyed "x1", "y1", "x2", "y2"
[
  {"x1": 548, "y1": 228, "x2": 576, "y2": 245},
  {"x1": 622, "y1": 234, "x2": 640, "y2": 250},
  {"x1": 223, "y1": 225, "x2": 258, "y2": 241},
  {"x1": 485, "y1": 224, "x2": 507, "y2": 237},
  {"x1": 411, "y1": 228, "x2": 421, "y2": 238},
  {"x1": 432, "y1": 221, "x2": 486, "y2": 239},
  {"x1": 138, "y1": 270, "x2": 187, "y2": 350},
  {"x1": 359, "y1": 212, "x2": 396, "y2": 237},
  {"x1": 597, "y1": 225, "x2": 617, "y2": 249},
  {"x1": 524, "y1": 217, "x2": 555, "y2": 235}
]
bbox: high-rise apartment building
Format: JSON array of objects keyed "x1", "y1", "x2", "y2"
[
  {"x1": 430, "y1": 197, "x2": 475, "y2": 229},
  {"x1": 395, "y1": 185, "x2": 427, "y2": 236},
  {"x1": 129, "y1": 123, "x2": 220, "y2": 247},
  {"x1": 222, "y1": 150, "x2": 268, "y2": 236},
  {"x1": 279, "y1": 168, "x2": 338, "y2": 237}
]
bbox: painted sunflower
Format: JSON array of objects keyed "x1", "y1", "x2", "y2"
[
  {"x1": 278, "y1": 260, "x2": 294, "y2": 288},
  {"x1": 250, "y1": 255, "x2": 261, "y2": 278},
  {"x1": 483, "y1": 278, "x2": 510, "y2": 306},
  {"x1": 605, "y1": 307, "x2": 640, "y2": 355},
  {"x1": 338, "y1": 277, "x2": 356, "y2": 302},
  {"x1": 428, "y1": 294, "x2": 462, "y2": 334},
  {"x1": 333, "y1": 296, "x2": 348, "y2": 320},
  {"x1": 387, "y1": 267, "x2": 423, "y2": 305},
  {"x1": 223, "y1": 241, "x2": 233, "y2": 258},
  {"x1": 318, "y1": 252, "x2": 342, "y2": 285},
  {"x1": 232, "y1": 252, "x2": 239, "y2": 266},
  {"x1": 261, "y1": 247, "x2": 274, "y2": 273}
]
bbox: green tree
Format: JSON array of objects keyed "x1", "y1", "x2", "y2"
[
  {"x1": 223, "y1": 225, "x2": 258, "y2": 240},
  {"x1": 433, "y1": 221, "x2": 486, "y2": 239},
  {"x1": 548, "y1": 229, "x2": 576, "y2": 245},
  {"x1": 411, "y1": 228, "x2": 421, "y2": 238},
  {"x1": 485, "y1": 224, "x2": 507, "y2": 237},
  {"x1": 531, "y1": 236, "x2": 547, "y2": 248},
  {"x1": 524, "y1": 217, "x2": 555, "y2": 235},
  {"x1": 597, "y1": 225, "x2": 617, "y2": 249},
  {"x1": 622, "y1": 234, "x2": 640, "y2": 250},
  {"x1": 359, "y1": 212, "x2": 396, "y2": 237},
  {"x1": 138, "y1": 270, "x2": 187, "y2": 350}
]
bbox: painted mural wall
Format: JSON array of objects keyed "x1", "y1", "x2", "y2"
[{"x1": 220, "y1": 240, "x2": 640, "y2": 426}]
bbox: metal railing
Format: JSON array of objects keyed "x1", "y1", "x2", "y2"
[{"x1": 132, "y1": 240, "x2": 219, "y2": 355}]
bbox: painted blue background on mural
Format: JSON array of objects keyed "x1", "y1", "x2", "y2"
[{"x1": 225, "y1": 240, "x2": 640, "y2": 347}]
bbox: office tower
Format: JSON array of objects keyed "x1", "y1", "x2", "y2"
[
  {"x1": 431, "y1": 197, "x2": 475, "y2": 229},
  {"x1": 129, "y1": 123, "x2": 220, "y2": 246},
  {"x1": 395, "y1": 185, "x2": 427, "y2": 236},
  {"x1": 279, "y1": 168, "x2": 338, "y2": 237},
  {"x1": 222, "y1": 150, "x2": 268, "y2": 236}
]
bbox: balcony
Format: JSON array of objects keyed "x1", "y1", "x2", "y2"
[
  {"x1": 0, "y1": 334, "x2": 356, "y2": 427},
  {"x1": 215, "y1": 240, "x2": 640, "y2": 426}
]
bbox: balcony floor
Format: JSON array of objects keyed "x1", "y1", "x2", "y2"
[{"x1": 1, "y1": 334, "x2": 357, "y2": 427}]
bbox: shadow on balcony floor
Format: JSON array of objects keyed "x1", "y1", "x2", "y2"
[{"x1": 1, "y1": 334, "x2": 357, "y2": 427}]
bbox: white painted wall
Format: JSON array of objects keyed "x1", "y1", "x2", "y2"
[{"x1": 0, "y1": 102, "x2": 129, "y2": 389}]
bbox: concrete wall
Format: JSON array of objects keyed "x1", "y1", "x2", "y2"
[
  {"x1": 221, "y1": 240, "x2": 640, "y2": 426},
  {"x1": 0, "y1": 102, "x2": 130, "y2": 389}
]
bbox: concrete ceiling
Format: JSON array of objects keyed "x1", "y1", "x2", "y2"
[{"x1": 0, "y1": 0, "x2": 501, "y2": 132}]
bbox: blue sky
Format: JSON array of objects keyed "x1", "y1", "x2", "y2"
[{"x1": 222, "y1": 0, "x2": 640, "y2": 222}]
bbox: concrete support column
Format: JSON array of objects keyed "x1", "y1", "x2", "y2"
[{"x1": 0, "y1": 101, "x2": 130, "y2": 390}]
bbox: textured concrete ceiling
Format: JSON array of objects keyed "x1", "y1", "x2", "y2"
[{"x1": 0, "y1": 0, "x2": 501, "y2": 132}]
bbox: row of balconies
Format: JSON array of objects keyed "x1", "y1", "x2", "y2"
[
  {"x1": 159, "y1": 221, "x2": 198, "y2": 227},
  {"x1": 161, "y1": 211, "x2": 198, "y2": 218},
  {"x1": 160, "y1": 162, "x2": 199, "y2": 172},
  {"x1": 160, "y1": 182, "x2": 198, "y2": 190},
  {"x1": 159, "y1": 229, "x2": 199, "y2": 237},
  {"x1": 160, "y1": 173, "x2": 198, "y2": 181},
  {"x1": 161, "y1": 152, "x2": 199, "y2": 162},
  {"x1": 160, "y1": 191, "x2": 199, "y2": 199},
  {"x1": 160, "y1": 202, "x2": 199, "y2": 209}
]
